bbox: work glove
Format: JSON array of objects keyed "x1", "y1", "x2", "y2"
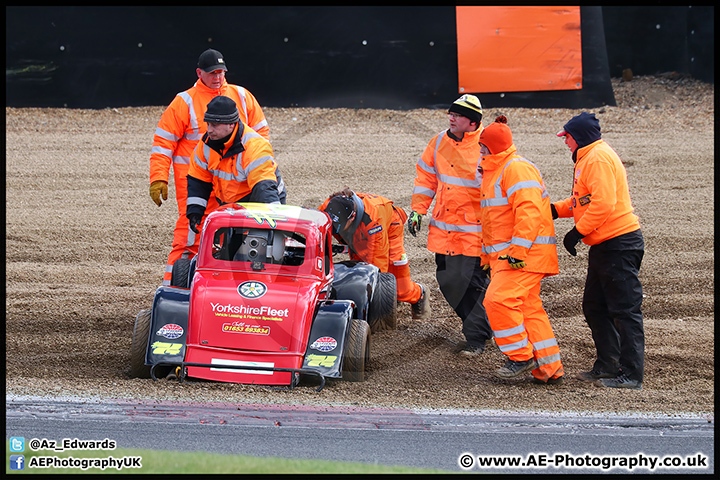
[
  {"x1": 407, "y1": 211, "x2": 423, "y2": 237},
  {"x1": 187, "y1": 212, "x2": 203, "y2": 234},
  {"x1": 498, "y1": 255, "x2": 526, "y2": 269},
  {"x1": 550, "y1": 204, "x2": 559, "y2": 220},
  {"x1": 332, "y1": 244, "x2": 349, "y2": 255},
  {"x1": 563, "y1": 227, "x2": 585, "y2": 256},
  {"x1": 149, "y1": 180, "x2": 168, "y2": 207},
  {"x1": 480, "y1": 263, "x2": 491, "y2": 278}
]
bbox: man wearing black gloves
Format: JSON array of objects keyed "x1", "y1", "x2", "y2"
[{"x1": 552, "y1": 112, "x2": 645, "y2": 390}]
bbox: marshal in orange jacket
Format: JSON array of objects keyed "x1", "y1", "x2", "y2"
[
  {"x1": 150, "y1": 78, "x2": 269, "y2": 285},
  {"x1": 319, "y1": 192, "x2": 421, "y2": 304},
  {"x1": 411, "y1": 126, "x2": 485, "y2": 257},
  {"x1": 150, "y1": 79, "x2": 269, "y2": 187},
  {"x1": 186, "y1": 122, "x2": 285, "y2": 217},
  {"x1": 552, "y1": 139, "x2": 640, "y2": 245}
]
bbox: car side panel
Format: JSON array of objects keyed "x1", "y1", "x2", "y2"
[
  {"x1": 146, "y1": 286, "x2": 190, "y2": 367},
  {"x1": 302, "y1": 300, "x2": 355, "y2": 378}
]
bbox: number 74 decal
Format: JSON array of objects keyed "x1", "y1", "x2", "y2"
[
  {"x1": 151, "y1": 342, "x2": 183, "y2": 355},
  {"x1": 305, "y1": 354, "x2": 337, "y2": 367}
]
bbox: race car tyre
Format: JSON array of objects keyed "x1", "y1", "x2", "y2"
[
  {"x1": 368, "y1": 272, "x2": 397, "y2": 333},
  {"x1": 129, "y1": 309, "x2": 153, "y2": 378},
  {"x1": 343, "y1": 319, "x2": 371, "y2": 382},
  {"x1": 129, "y1": 309, "x2": 171, "y2": 379},
  {"x1": 170, "y1": 258, "x2": 192, "y2": 288}
]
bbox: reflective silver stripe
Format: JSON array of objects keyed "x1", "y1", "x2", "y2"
[
  {"x1": 393, "y1": 258, "x2": 409, "y2": 266},
  {"x1": 155, "y1": 127, "x2": 180, "y2": 142},
  {"x1": 532, "y1": 338, "x2": 558, "y2": 351},
  {"x1": 437, "y1": 172, "x2": 481, "y2": 188},
  {"x1": 194, "y1": 147, "x2": 210, "y2": 169},
  {"x1": 172, "y1": 155, "x2": 190, "y2": 165},
  {"x1": 212, "y1": 168, "x2": 243, "y2": 182},
  {"x1": 507, "y1": 179, "x2": 543, "y2": 197},
  {"x1": 512, "y1": 236, "x2": 534, "y2": 249},
  {"x1": 413, "y1": 186, "x2": 436, "y2": 198},
  {"x1": 417, "y1": 157, "x2": 436, "y2": 175},
  {"x1": 152, "y1": 145, "x2": 173, "y2": 157},
  {"x1": 178, "y1": 91, "x2": 200, "y2": 134},
  {"x1": 162, "y1": 279, "x2": 171, "y2": 286},
  {"x1": 184, "y1": 132, "x2": 203, "y2": 142},
  {"x1": 433, "y1": 131, "x2": 445, "y2": 162},
  {"x1": 241, "y1": 128, "x2": 262, "y2": 144},
  {"x1": 429, "y1": 218, "x2": 482, "y2": 233},
  {"x1": 276, "y1": 167, "x2": 286, "y2": 195},
  {"x1": 534, "y1": 236, "x2": 557, "y2": 245},
  {"x1": 497, "y1": 338, "x2": 529, "y2": 353},
  {"x1": 250, "y1": 118, "x2": 268, "y2": 131},
  {"x1": 186, "y1": 228, "x2": 196, "y2": 247},
  {"x1": 494, "y1": 323, "x2": 527, "y2": 338},
  {"x1": 187, "y1": 196, "x2": 207, "y2": 208},
  {"x1": 243, "y1": 155, "x2": 274, "y2": 176},
  {"x1": 482, "y1": 241, "x2": 511, "y2": 254},
  {"x1": 480, "y1": 197, "x2": 508, "y2": 207},
  {"x1": 536, "y1": 352, "x2": 561, "y2": 366},
  {"x1": 232, "y1": 85, "x2": 248, "y2": 116}
]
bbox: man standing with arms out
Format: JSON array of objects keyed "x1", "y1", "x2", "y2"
[
  {"x1": 320, "y1": 188, "x2": 429, "y2": 325},
  {"x1": 186, "y1": 96, "x2": 285, "y2": 235},
  {"x1": 408, "y1": 94, "x2": 493, "y2": 355},
  {"x1": 149, "y1": 48, "x2": 269, "y2": 285},
  {"x1": 553, "y1": 112, "x2": 645, "y2": 390},
  {"x1": 478, "y1": 116, "x2": 563, "y2": 384}
]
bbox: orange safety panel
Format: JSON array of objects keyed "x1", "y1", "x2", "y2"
[{"x1": 456, "y1": 6, "x2": 582, "y2": 94}]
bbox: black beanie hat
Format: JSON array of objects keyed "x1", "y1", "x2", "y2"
[
  {"x1": 324, "y1": 195, "x2": 355, "y2": 234},
  {"x1": 448, "y1": 94, "x2": 483, "y2": 124},
  {"x1": 204, "y1": 96, "x2": 240, "y2": 124}
]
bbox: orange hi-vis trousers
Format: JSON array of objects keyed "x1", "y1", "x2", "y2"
[
  {"x1": 162, "y1": 165, "x2": 219, "y2": 286},
  {"x1": 483, "y1": 269, "x2": 564, "y2": 382}
]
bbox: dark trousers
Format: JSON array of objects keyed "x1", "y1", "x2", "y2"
[
  {"x1": 583, "y1": 230, "x2": 645, "y2": 381},
  {"x1": 435, "y1": 253, "x2": 493, "y2": 346}
]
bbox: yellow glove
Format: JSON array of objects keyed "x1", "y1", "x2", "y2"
[
  {"x1": 498, "y1": 254, "x2": 526, "y2": 269},
  {"x1": 149, "y1": 181, "x2": 168, "y2": 207}
]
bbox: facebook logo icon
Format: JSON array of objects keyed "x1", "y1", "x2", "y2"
[{"x1": 10, "y1": 455, "x2": 25, "y2": 470}]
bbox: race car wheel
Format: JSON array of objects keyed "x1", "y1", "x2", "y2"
[
  {"x1": 368, "y1": 272, "x2": 397, "y2": 333},
  {"x1": 129, "y1": 309, "x2": 153, "y2": 378},
  {"x1": 129, "y1": 309, "x2": 171, "y2": 379},
  {"x1": 170, "y1": 258, "x2": 192, "y2": 288},
  {"x1": 343, "y1": 319, "x2": 371, "y2": 382}
]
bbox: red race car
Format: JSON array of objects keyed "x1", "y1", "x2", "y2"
[{"x1": 130, "y1": 203, "x2": 397, "y2": 390}]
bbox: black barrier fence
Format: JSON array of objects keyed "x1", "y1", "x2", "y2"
[{"x1": 5, "y1": 6, "x2": 713, "y2": 110}]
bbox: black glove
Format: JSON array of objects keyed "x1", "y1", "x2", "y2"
[
  {"x1": 187, "y1": 213, "x2": 203, "y2": 234},
  {"x1": 550, "y1": 204, "x2": 559, "y2": 220},
  {"x1": 563, "y1": 227, "x2": 585, "y2": 256},
  {"x1": 480, "y1": 264, "x2": 491, "y2": 279}
]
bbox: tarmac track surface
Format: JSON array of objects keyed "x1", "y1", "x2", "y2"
[{"x1": 6, "y1": 395, "x2": 714, "y2": 473}]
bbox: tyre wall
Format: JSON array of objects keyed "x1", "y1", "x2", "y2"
[{"x1": 5, "y1": 6, "x2": 713, "y2": 110}]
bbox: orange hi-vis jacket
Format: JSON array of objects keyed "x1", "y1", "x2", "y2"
[
  {"x1": 320, "y1": 192, "x2": 407, "y2": 272},
  {"x1": 186, "y1": 122, "x2": 284, "y2": 216},
  {"x1": 479, "y1": 144, "x2": 558, "y2": 276},
  {"x1": 149, "y1": 79, "x2": 269, "y2": 187},
  {"x1": 412, "y1": 126, "x2": 484, "y2": 257},
  {"x1": 552, "y1": 139, "x2": 641, "y2": 245},
  {"x1": 319, "y1": 192, "x2": 421, "y2": 304}
]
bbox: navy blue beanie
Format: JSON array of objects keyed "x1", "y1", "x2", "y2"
[{"x1": 559, "y1": 112, "x2": 602, "y2": 149}]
